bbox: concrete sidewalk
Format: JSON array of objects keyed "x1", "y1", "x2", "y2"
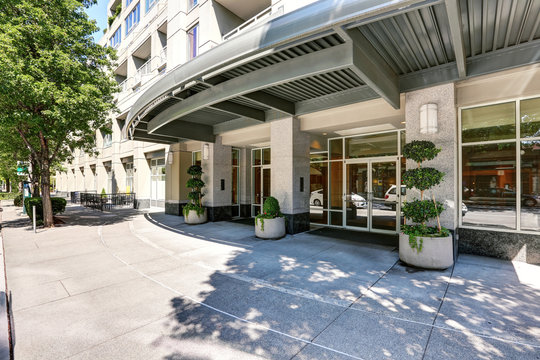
[{"x1": 1, "y1": 203, "x2": 539, "y2": 359}]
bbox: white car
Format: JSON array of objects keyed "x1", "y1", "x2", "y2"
[
  {"x1": 350, "y1": 193, "x2": 367, "y2": 208},
  {"x1": 310, "y1": 189, "x2": 323, "y2": 206},
  {"x1": 384, "y1": 185, "x2": 406, "y2": 210}
]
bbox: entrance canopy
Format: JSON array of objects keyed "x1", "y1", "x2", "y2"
[{"x1": 125, "y1": 0, "x2": 540, "y2": 144}]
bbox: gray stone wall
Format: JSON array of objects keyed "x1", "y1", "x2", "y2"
[{"x1": 405, "y1": 83, "x2": 458, "y2": 231}]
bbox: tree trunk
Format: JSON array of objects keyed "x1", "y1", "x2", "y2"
[
  {"x1": 5, "y1": 178, "x2": 10, "y2": 193},
  {"x1": 39, "y1": 132, "x2": 53, "y2": 228},
  {"x1": 41, "y1": 158, "x2": 54, "y2": 227}
]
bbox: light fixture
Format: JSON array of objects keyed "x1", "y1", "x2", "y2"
[
  {"x1": 167, "y1": 150, "x2": 174, "y2": 165},
  {"x1": 202, "y1": 143, "x2": 209, "y2": 160},
  {"x1": 420, "y1": 103, "x2": 438, "y2": 134}
]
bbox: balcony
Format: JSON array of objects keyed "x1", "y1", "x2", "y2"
[
  {"x1": 222, "y1": 5, "x2": 273, "y2": 41},
  {"x1": 133, "y1": 58, "x2": 153, "y2": 87}
]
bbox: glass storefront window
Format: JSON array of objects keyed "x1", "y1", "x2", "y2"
[
  {"x1": 310, "y1": 152, "x2": 328, "y2": 162},
  {"x1": 462, "y1": 143, "x2": 516, "y2": 229},
  {"x1": 263, "y1": 148, "x2": 271, "y2": 165},
  {"x1": 309, "y1": 162, "x2": 327, "y2": 224},
  {"x1": 252, "y1": 149, "x2": 261, "y2": 165},
  {"x1": 192, "y1": 151, "x2": 201, "y2": 166},
  {"x1": 329, "y1": 161, "x2": 343, "y2": 210},
  {"x1": 462, "y1": 102, "x2": 515, "y2": 143},
  {"x1": 345, "y1": 132, "x2": 398, "y2": 159},
  {"x1": 329, "y1": 139, "x2": 343, "y2": 160},
  {"x1": 520, "y1": 97, "x2": 540, "y2": 138},
  {"x1": 520, "y1": 140, "x2": 540, "y2": 231}
]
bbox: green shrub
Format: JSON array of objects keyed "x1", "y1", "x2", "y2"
[
  {"x1": 24, "y1": 197, "x2": 67, "y2": 225},
  {"x1": 13, "y1": 194, "x2": 23, "y2": 207},
  {"x1": 401, "y1": 140, "x2": 447, "y2": 252},
  {"x1": 255, "y1": 196, "x2": 284, "y2": 230}
]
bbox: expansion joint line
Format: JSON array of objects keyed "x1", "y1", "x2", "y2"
[{"x1": 97, "y1": 225, "x2": 366, "y2": 360}]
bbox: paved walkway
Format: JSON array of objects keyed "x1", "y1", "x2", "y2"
[{"x1": 0, "y1": 202, "x2": 539, "y2": 360}]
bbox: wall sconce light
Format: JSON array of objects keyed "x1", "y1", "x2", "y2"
[
  {"x1": 202, "y1": 143, "x2": 209, "y2": 160},
  {"x1": 167, "y1": 150, "x2": 174, "y2": 165},
  {"x1": 420, "y1": 103, "x2": 438, "y2": 134}
]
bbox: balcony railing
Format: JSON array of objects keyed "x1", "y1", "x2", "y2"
[
  {"x1": 159, "y1": 46, "x2": 167, "y2": 67},
  {"x1": 134, "y1": 58, "x2": 153, "y2": 86},
  {"x1": 223, "y1": 5, "x2": 273, "y2": 41}
]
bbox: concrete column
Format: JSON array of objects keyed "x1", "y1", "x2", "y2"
[
  {"x1": 165, "y1": 143, "x2": 192, "y2": 216},
  {"x1": 166, "y1": 0, "x2": 187, "y2": 69},
  {"x1": 201, "y1": 136, "x2": 232, "y2": 221},
  {"x1": 133, "y1": 145, "x2": 151, "y2": 209},
  {"x1": 405, "y1": 83, "x2": 458, "y2": 232},
  {"x1": 270, "y1": 117, "x2": 310, "y2": 234}
]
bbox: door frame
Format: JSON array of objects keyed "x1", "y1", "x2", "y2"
[
  {"x1": 251, "y1": 164, "x2": 271, "y2": 216},
  {"x1": 343, "y1": 156, "x2": 401, "y2": 234}
]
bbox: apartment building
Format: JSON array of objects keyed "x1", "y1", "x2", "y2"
[{"x1": 57, "y1": 0, "x2": 540, "y2": 264}]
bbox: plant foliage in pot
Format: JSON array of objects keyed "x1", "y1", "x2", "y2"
[
  {"x1": 255, "y1": 196, "x2": 286, "y2": 239},
  {"x1": 183, "y1": 165, "x2": 207, "y2": 224},
  {"x1": 399, "y1": 140, "x2": 453, "y2": 269}
]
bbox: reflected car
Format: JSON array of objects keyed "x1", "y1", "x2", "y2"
[
  {"x1": 310, "y1": 189, "x2": 323, "y2": 206},
  {"x1": 464, "y1": 188, "x2": 539, "y2": 207},
  {"x1": 351, "y1": 193, "x2": 367, "y2": 208},
  {"x1": 384, "y1": 185, "x2": 406, "y2": 210}
]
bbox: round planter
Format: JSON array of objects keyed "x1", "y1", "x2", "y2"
[
  {"x1": 255, "y1": 217, "x2": 286, "y2": 240},
  {"x1": 184, "y1": 208, "x2": 207, "y2": 225},
  {"x1": 399, "y1": 233, "x2": 454, "y2": 270}
]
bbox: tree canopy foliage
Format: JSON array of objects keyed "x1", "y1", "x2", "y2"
[{"x1": 0, "y1": 0, "x2": 118, "y2": 226}]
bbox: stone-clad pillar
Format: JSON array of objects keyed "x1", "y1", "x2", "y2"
[
  {"x1": 405, "y1": 83, "x2": 458, "y2": 232},
  {"x1": 271, "y1": 117, "x2": 310, "y2": 234},
  {"x1": 202, "y1": 136, "x2": 233, "y2": 221}
]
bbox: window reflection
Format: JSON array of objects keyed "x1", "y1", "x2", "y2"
[
  {"x1": 462, "y1": 102, "x2": 515, "y2": 143},
  {"x1": 521, "y1": 140, "x2": 540, "y2": 231},
  {"x1": 310, "y1": 162, "x2": 327, "y2": 224},
  {"x1": 462, "y1": 143, "x2": 516, "y2": 229}
]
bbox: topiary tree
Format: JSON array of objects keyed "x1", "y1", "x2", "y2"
[
  {"x1": 401, "y1": 140, "x2": 449, "y2": 252},
  {"x1": 183, "y1": 165, "x2": 205, "y2": 217}
]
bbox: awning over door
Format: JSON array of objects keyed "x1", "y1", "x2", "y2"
[{"x1": 125, "y1": 0, "x2": 540, "y2": 144}]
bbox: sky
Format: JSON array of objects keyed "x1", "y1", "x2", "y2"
[{"x1": 85, "y1": 0, "x2": 108, "y2": 42}]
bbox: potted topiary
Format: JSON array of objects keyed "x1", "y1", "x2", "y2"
[
  {"x1": 255, "y1": 196, "x2": 286, "y2": 239},
  {"x1": 399, "y1": 140, "x2": 453, "y2": 269},
  {"x1": 183, "y1": 165, "x2": 207, "y2": 224}
]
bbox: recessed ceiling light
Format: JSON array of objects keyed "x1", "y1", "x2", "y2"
[
  {"x1": 322, "y1": 132, "x2": 327, "y2": 135},
  {"x1": 400, "y1": 121, "x2": 406, "y2": 124}
]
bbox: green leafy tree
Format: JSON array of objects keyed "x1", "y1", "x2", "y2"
[{"x1": 0, "y1": 0, "x2": 118, "y2": 226}]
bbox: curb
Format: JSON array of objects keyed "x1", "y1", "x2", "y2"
[{"x1": 0, "y1": 203, "x2": 12, "y2": 360}]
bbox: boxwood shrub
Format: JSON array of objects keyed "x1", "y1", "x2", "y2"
[{"x1": 24, "y1": 197, "x2": 67, "y2": 225}]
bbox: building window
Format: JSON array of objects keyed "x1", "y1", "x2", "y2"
[
  {"x1": 109, "y1": 26, "x2": 122, "y2": 48},
  {"x1": 103, "y1": 133, "x2": 112, "y2": 148},
  {"x1": 460, "y1": 97, "x2": 540, "y2": 232},
  {"x1": 125, "y1": 2, "x2": 140, "y2": 36},
  {"x1": 188, "y1": 0, "x2": 198, "y2": 10},
  {"x1": 125, "y1": 162, "x2": 134, "y2": 194},
  {"x1": 187, "y1": 23, "x2": 198, "y2": 60},
  {"x1": 126, "y1": 0, "x2": 134, "y2": 6},
  {"x1": 145, "y1": 0, "x2": 157, "y2": 13},
  {"x1": 192, "y1": 151, "x2": 201, "y2": 166}
]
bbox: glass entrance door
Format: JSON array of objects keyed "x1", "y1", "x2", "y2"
[
  {"x1": 344, "y1": 158, "x2": 399, "y2": 233},
  {"x1": 252, "y1": 166, "x2": 271, "y2": 216}
]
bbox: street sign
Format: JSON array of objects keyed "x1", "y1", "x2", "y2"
[{"x1": 17, "y1": 161, "x2": 28, "y2": 176}]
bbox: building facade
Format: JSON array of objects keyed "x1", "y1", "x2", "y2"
[{"x1": 57, "y1": 0, "x2": 540, "y2": 264}]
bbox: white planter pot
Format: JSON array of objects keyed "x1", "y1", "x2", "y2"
[
  {"x1": 255, "y1": 217, "x2": 286, "y2": 240},
  {"x1": 399, "y1": 233, "x2": 454, "y2": 270},
  {"x1": 184, "y1": 208, "x2": 207, "y2": 225}
]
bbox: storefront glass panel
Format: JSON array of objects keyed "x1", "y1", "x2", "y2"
[
  {"x1": 329, "y1": 161, "x2": 343, "y2": 210},
  {"x1": 345, "y1": 163, "x2": 368, "y2": 228},
  {"x1": 462, "y1": 102, "x2": 515, "y2": 143},
  {"x1": 462, "y1": 143, "x2": 516, "y2": 229},
  {"x1": 330, "y1": 139, "x2": 343, "y2": 160},
  {"x1": 345, "y1": 132, "x2": 398, "y2": 159},
  {"x1": 520, "y1": 97, "x2": 540, "y2": 138},
  {"x1": 371, "y1": 161, "x2": 397, "y2": 231},
  {"x1": 520, "y1": 140, "x2": 540, "y2": 231},
  {"x1": 310, "y1": 162, "x2": 327, "y2": 223}
]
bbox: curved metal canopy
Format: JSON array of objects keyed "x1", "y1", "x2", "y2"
[{"x1": 126, "y1": 0, "x2": 540, "y2": 144}]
